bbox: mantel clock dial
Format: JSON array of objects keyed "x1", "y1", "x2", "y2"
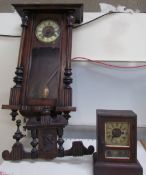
[
  {"x1": 93, "y1": 109, "x2": 143, "y2": 175},
  {"x1": 105, "y1": 121, "x2": 130, "y2": 147}
]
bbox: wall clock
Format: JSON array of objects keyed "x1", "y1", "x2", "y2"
[
  {"x1": 1, "y1": 4, "x2": 94, "y2": 160},
  {"x1": 93, "y1": 109, "x2": 142, "y2": 175}
]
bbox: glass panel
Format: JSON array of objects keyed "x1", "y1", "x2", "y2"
[
  {"x1": 105, "y1": 150, "x2": 130, "y2": 159},
  {"x1": 27, "y1": 47, "x2": 60, "y2": 99}
]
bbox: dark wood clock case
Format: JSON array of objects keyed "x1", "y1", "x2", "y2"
[
  {"x1": 93, "y1": 109, "x2": 143, "y2": 175},
  {"x1": 1, "y1": 4, "x2": 94, "y2": 160}
]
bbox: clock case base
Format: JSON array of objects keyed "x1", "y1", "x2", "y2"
[{"x1": 93, "y1": 152, "x2": 143, "y2": 175}]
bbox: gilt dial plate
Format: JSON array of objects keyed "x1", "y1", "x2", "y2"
[
  {"x1": 105, "y1": 122, "x2": 130, "y2": 147},
  {"x1": 35, "y1": 20, "x2": 60, "y2": 43}
]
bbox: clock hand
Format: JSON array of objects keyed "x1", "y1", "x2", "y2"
[{"x1": 112, "y1": 128, "x2": 122, "y2": 138}]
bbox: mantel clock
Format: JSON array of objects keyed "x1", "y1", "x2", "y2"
[
  {"x1": 1, "y1": 4, "x2": 94, "y2": 160},
  {"x1": 93, "y1": 109, "x2": 142, "y2": 175}
]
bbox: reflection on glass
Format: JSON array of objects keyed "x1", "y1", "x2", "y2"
[
  {"x1": 27, "y1": 47, "x2": 60, "y2": 99},
  {"x1": 105, "y1": 149, "x2": 130, "y2": 159}
]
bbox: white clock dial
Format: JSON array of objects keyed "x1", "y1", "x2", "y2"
[{"x1": 35, "y1": 20, "x2": 60, "y2": 43}]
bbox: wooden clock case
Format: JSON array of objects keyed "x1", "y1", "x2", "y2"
[
  {"x1": 93, "y1": 110, "x2": 143, "y2": 175},
  {"x1": 2, "y1": 4, "x2": 94, "y2": 160}
]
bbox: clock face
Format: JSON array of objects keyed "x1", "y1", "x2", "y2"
[
  {"x1": 35, "y1": 20, "x2": 60, "y2": 43},
  {"x1": 105, "y1": 122, "x2": 130, "y2": 147}
]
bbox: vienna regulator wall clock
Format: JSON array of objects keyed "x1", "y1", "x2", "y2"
[
  {"x1": 93, "y1": 109, "x2": 142, "y2": 175},
  {"x1": 2, "y1": 4, "x2": 94, "y2": 160}
]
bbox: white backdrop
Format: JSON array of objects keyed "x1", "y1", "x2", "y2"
[
  {"x1": 72, "y1": 13, "x2": 146, "y2": 61},
  {"x1": 71, "y1": 61, "x2": 146, "y2": 127},
  {"x1": 1, "y1": 12, "x2": 146, "y2": 61},
  {"x1": 0, "y1": 10, "x2": 146, "y2": 164},
  {"x1": 0, "y1": 12, "x2": 146, "y2": 127}
]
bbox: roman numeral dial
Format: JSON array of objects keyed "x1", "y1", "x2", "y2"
[
  {"x1": 105, "y1": 122, "x2": 130, "y2": 147},
  {"x1": 35, "y1": 20, "x2": 60, "y2": 43}
]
